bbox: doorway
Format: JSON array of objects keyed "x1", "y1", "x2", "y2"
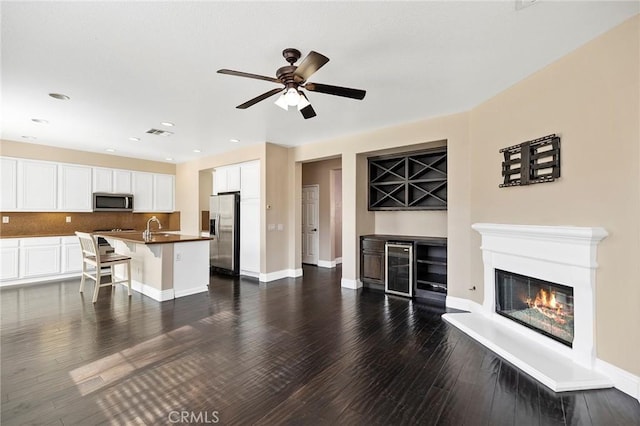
[{"x1": 302, "y1": 185, "x2": 319, "y2": 265}]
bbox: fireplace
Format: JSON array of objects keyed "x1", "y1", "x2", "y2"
[
  {"x1": 442, "y1": 223, "x2": 611, "y2": 392},
  {"x1": 495, "y1": 269, "x2": 574, "y2": 347}
]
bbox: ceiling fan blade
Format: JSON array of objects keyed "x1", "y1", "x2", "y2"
[
  {"x1": 300, "y1": 104, "x2": 316, "y2": 119},
  {"x1": 236, "y1": 88, "x2": 283, "y2": 109},
  {"x1": 217, "y1": 69, "x2": 280, "y2": 84},
  {"x1": 304, "y1": 82, "x2": 366, "y2": 100},
  {"x1": 293, "y1": 51, "x2": 329, "y2": 82}
]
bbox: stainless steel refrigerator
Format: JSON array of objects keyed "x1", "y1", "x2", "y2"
[{"x1": 209, "y1": 192, "x2": 240, "y2": 275}]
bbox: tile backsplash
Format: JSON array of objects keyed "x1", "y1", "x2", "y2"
[{"x1": 0, "y1": 212, "x2": 180, "y2": 237}]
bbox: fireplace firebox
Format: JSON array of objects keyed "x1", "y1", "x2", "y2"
[{"x1": 495, "y1": 269, "x2": 574, "y2": 347}]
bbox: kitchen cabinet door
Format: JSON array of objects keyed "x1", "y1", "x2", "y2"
[
  {"x1": 113, "y1": 170, "x2": 132, "y2": 193},
  {"x1": 61, "y1": 237, "x2": 82, "y2": 274},
  {"x1": 132, "y1": 172, "x2": 154, "y2": 212},
  {"x1": 0, "y1": 239, "x2": 20, "y2": 281},
  {"x1": 153, "y1": 174, "x2": 174, "y2": 212},
  {"x1": 19, "y1": 160, "x2": 57, "y2": 211},
  {"x1": 93, "y1": 168, "x2": 114, "y2": 193},
  {"x1": 226, "y1": 166, "x2": 241, "y2": 192},
  {"x1": 240, "y1": 198, "x2": 260, "y2": 275},
  {"x1": 213, "y1": 168, "x2": 227, "y2": 195},
  {"x1": 1, "y1": 158, "x2": 18, "y2": 210},
  {"x1": 240, "y1": 160, "x2": 260, "y2": 200},
  {"x1": 59, "y1": 164, "x2": 92, "y2": 211},
  {"x1": 20, "y1": 237, "x2": 61, "y2": 278}
]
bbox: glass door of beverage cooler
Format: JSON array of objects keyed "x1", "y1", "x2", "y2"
[{"x1": 385, "y1": 242, "x2": 413, "y2": 297}]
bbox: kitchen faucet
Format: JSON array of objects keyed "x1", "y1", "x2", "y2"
[{"x1": 143, "y1": 216, "x2": 162, "y2": 240}]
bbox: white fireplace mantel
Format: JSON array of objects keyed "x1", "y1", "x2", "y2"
[{"x1": 443, "y1": 223, "x2": 612, "y2": 392}]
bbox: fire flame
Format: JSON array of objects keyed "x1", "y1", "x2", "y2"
[{"x1": 526, "y1": 288, "x2": 566, "y2": 324}]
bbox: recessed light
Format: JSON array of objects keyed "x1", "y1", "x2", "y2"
[
  {"x1": 230, "y1": 139, "x2": 240, "y2": 143},
  {"x1": 161, "y1": 122, "x2": 175, "y2": 127},
  {"x1": 165, "y1": 157, "x2": 173, "y2": 161},
  {"x1": 21, "y1": 135, "x2": 37, "y2": 140},
  {"x1": 129, "y1": 137, "x2": 140, "y2": 142},
  {"x1": 49, "y1": 93, "x2": 70, "y2": 100},
  {"x1": 31, "y1": 118, "x2": 49, "y2": 124},
  {"x1": 193, "y1": 149, "x2": 201, "y2": 153},
  {"x1": 105, "y1": 148, "x2": 115, "y2": 152}
]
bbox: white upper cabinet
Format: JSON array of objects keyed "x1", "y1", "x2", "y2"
[
  {"x1": 213, "y1": 165, "x2": 241, "y2": 194},
  {"x1": 93, "y1": 167, "x2": 114, "y2": 193},
  {"x1": 133, "y1": 172, "x2": 173, "y2": 212},
  {"x1": 240, "y1": 160, "x2": 260, "y2": 200},
  {"x1": 153, "y1": 174, "x2": 174, "y2": 212},
  {"x1": 18, "y1": 160, "x2": 58, "y2": 211},
  {"x1": 93, "y1": 168, "x2": 132, "y2": 194},
  {"x1": 113, "y1": 170, "x2": 132, "y2": 194},
  {"x1": 132, "y1": 171, "x2": 154, "y2": 212},
  {"x1": 1, "y1": 158, "x2": 18, "y2": 210},
  {"x1": 59, "y1": 164, "x2": 92, "y2": 211}
]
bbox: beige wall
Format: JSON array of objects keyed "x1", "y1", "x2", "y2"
[
  {"x1": 0, "y1": 139, "x2": 175, "y2": 174},
  {"x1": 467, "y1": 15, "x2": 640, "y2": 375},
  {"x1": 332, "y1": 169, "x2": 342, "y2": 259},
  {"x1": 302, "y1": 157, "x2": 342, "y2": 263},
  {"x1": 264, "y1": 143, "x2": 291, "y2": 273}
]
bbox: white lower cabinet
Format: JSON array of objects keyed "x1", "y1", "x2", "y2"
[
  {"x1": 61, "y1": 237, "x2": 82, "y2": 274},
  {"x1": 20, "y1": 237, "x2": 61, "y2": 278},
  {"x1": 0, "y1": 239, "x2": 20, "y2": 281},
  {"x1": 0, "y1": 236, "x2": 84, "y2": 285}
]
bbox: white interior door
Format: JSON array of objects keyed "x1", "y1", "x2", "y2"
[{"x1": 302, "y1": 185, "x2": 319, "y2": 265}]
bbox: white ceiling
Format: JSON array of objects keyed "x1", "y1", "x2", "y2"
[{"x1": 1, "y1": 1, "x2": 638, "y2": 164}]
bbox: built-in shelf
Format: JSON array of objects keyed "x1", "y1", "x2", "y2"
[{"x1": 368, "y1": 147, "x2": 447, "y2": 211}]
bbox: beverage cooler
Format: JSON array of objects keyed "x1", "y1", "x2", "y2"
[{"x1": 385, "y1": 242, "x2": 413, "y2": 297}]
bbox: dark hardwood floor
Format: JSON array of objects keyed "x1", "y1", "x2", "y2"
[{"x1": 2, "y1": 265, "x2": 639, "y2": 425}]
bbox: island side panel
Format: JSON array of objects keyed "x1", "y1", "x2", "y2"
[
  {"x1": 109, "y1": 239, "x2": 175, "y2": 301},
  {"x1": 173, "y1": 240, "x2": 210, "y2": 298}
]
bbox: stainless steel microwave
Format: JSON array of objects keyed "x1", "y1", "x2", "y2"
[{"x1": 93, "y1": 193, "x2": 134, "y2": 212}]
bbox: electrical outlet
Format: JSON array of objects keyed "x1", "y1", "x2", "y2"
[
  {"x1": 66, "y1": 216, "x2": 71, "y2": 223},
  {"x1": 268, "y1": 224, "x2": 276, "y2": 231},
  {"x1": 2, "y1": 216, "x2": 8, "y2": 224},
  {"x1": 176, "y1": 253, "x2": 182, "y2": 261},
  {"x1": 277, "y1": 224, "x2": 283, "y2": 231}
]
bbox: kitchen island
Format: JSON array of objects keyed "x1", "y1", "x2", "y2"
[{"x1": 96, "y1": 231, "x2": 212, "y2": 301}]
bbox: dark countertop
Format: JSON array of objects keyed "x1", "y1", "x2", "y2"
[
  {"x1": 361, "y1": 234, "x2": 447, "y2": 244},
  {"x1": 95, "y1": 231, "x2": 212, "y2": 245},
  {"x1": 0, "y1": 229, "x2": 183, "y2": 239}
]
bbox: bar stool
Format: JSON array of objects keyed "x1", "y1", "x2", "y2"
[{"x1": 75, "y1": 232, "x2": 132, "y2": 303}]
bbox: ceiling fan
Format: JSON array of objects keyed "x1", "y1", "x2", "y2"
[{"x1": 217, "y1": 48, "x2": 366, "y2": 119}]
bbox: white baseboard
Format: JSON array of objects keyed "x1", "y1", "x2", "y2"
[
  {"x1": 595, "y1": 358, "x2": 640, "y2": 402},
  {"x1": 173, "y1": 286, "x2": 208, "y2": 298},
  {"x1": 445, "y1": 296, "x2": 482, "y2": 313},
  {"x1": 0, "y1": 272, "x2": 82, "y2": 287},
  {"x1": 131, "y1": 280, "x2": 174, "y2": 301},
  {"x1": 240, "y1": 270, "x2": 260, "y2": 279},
  {"x1": 259, "y1": 268, "x2": 303, "y2": 282},
  {"x1": 318, "y1": 259, "x2": 336, "y2": 268},
  {"x1": 341, "y1": 278, "x2": 362, "y2": 289},
  {"x1": 335, "y1": 257, "x2": 342, "y2": 265}
]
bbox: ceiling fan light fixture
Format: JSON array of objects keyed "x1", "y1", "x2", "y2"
[
  {"x1": 285, "y1": 87, "x2": 300, "y2": 106},
  {"x1": 274, "y1": 92, "x2": 289, "y2": 110}
]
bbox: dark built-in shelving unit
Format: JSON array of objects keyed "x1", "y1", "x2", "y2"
[
  {"x1": 360, "y1": 235, "x2": 447, "y2": 303},
  {"x1": 368, "y1": 147, "x2": 447, "y2": 210}
]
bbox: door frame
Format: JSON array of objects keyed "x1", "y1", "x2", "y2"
[{"x1": 302, "y1": 184, "x2": 320, "y2": 265}]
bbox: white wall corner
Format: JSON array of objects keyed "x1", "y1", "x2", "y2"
[
  {"x1": 594, "y1": 358, "x2": 640, "y2": 402},
  {"x1": 288, "y1": 268, "x2": 303, "y2": 278},
  {"x1": 341, "y1": 278, "x2": 362, "y2": 290},
  {"x1": 446, "y1": 296, "x2": 482, "y2": 313}
]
